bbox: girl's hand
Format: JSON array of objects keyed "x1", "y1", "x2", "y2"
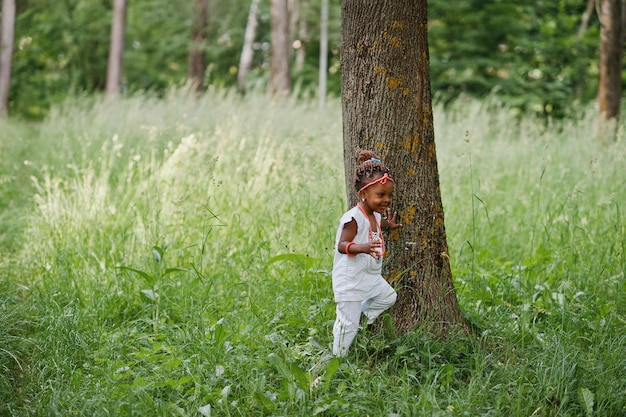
[
  {"x1": 366, "y1": 239, "x2": 383, "y2": 258},
  {"x1": 383, "y1": 209, "x2": 402, "y2": 229}
]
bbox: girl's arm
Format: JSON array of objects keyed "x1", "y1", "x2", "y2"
[
  {"x1": 337, "y1": 218, "x2": 380, "y2": 257},
  {"x1": 337, "y1": 219, "x2": 358, "y2": 254}
]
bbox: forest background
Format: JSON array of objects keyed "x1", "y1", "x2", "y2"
[
  {"x1": 4, "y1": 0, "x2": 612, "y2": 119},
  {"x1": 1, "y1": 0, "x2": 625, "y2": 415}
]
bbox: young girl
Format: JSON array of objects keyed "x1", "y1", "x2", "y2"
[{"x1": 332, "y1": 150, "x2": 402, "y2": 357}]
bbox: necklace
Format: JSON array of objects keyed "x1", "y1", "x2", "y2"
[{"x1": 357, "y1": 203, "x2": 385, "y2": 259}]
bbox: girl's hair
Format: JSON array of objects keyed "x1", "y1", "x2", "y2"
[{"x1": 353, "y1": 150, "x2": 391, "y2": 192}]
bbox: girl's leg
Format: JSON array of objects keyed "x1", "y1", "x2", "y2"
[
  {"x1": 362, "y1": 281, "x2": 396, "y2": 325},
  {"x1": 332, "y1": 301, "x2": 362, "y2": 357}
]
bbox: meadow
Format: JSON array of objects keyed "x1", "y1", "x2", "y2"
[{"x1": 0, "y1": 90, "x2": 624, "y2": 416}]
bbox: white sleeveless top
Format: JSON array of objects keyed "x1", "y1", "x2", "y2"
[{"x1": 332, "y1": 206, "x2": 387, "y2": 302}]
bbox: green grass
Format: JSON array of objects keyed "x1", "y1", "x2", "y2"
[{"x1": 0, "y1": 90, "x2": 624, "y2": 416}]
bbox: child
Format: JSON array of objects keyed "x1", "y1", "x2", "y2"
[{"x1": 332, "y1": 150, "x2": 402, "y2": 357}]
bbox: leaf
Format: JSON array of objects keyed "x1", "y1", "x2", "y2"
[
  {"x1": 254, "y1": 392, "x2": 275, "y2": 412},
  {"x1": 268, "y1": 353, "x2": 291, "y2": 379},
  {"x1": 152, "y1": 249, "x2": 161, "y2": 264},
  {"x1": 198, "y1": 404, "x2": 211, "y2": 417},
  {"x1": 117, "y1": 266, "x2": 156, "y2": 285},
  {"x1": 322, "y1": 357, "x2": 340, "y2": 392},
  {"x1": 308, "y1": 337, "x2": 324, "y2": 350},
  {"x1": 190, "y1": 263, "x2": 210, "y2": 286},
  {"x1": 290, "y1": 362, "x2": 312, "y2": 391},
  {"x1": 163, "y1": 267, "x2": 189, "y2": 277},
  {"x1": 176, "y1": 376, "x2": 193, "y2": 387},
  {"x1": 441, "y1": 363, "x2": 454, "y2": 384},
  {"x1": 152, "y1": 246, "x2": 164, "y2": 264},
  {"x1": 212, "y1": 320, "x2": 227, "y2": 345},
  {"x1": 265, "y1": 253, "x2": 320, "y2": 270},
  {"x1": 577, "y1": 387, "x2": 594, "y2": 417},
  {"x1": 140, "y1": 289, "x2": 158, "y2": 301},
  {"x1": 131, "y1": 375, "x2": 148, "y2": 389}
]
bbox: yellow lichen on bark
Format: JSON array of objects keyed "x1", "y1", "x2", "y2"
[
  {"x1": 434, "y1": 215, "x2": 444, "y2": 228},
  {"x1": 402, "y1": 205, "x2": 417, "y2": 225},
  {"x1": 369, "y1": 41, "x2": 382, "y2": 53},
  {"x1": 389, "y1": 37, "x2": 402, "y2": 48},
  {"x1": 386, "y1": 77, "x2": 402, "y2": 88},
  {"x1": 388, "y1": 269, "x2": 402, "y2": 284},
  {"x1": 422, "y1": 106, "x2": 433, "y2": 127},
  {"x1": 411, "y1": 135, "x2": 420, "y2": 153},
  {"x1": 421, "y1": 233, "x2": 429, "y2": 249},
  {"x1": 404, "y1": 137, "x2": 412, "y2": 149},
  {"x1": 428, "y1": 141, "x2": 436, "y2": 158}
]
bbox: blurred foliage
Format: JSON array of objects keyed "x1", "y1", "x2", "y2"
[
  {"x1": 428, "y1": 0, "x2": 602, "y2": 117},
  {"x1": 5, "y1": 0, "x2": 619, "y2": 119}
]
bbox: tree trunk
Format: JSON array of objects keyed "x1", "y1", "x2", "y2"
[
  {"x1": 268, "y1": 0, "x2": 291, "y2": 97},
  {"x1": 289, "y1": 0, "x2": 299, "y2": 52},
  {"x1": 577, "y1": 0, "x2": 596, "y2": 40},
  {"x1": 318, "y1": 0, "x2": 328, "y2": 108},
  {"x1": 0, "y1": 0, "x2": 16, "y2": 116},
  {"x1": 105, "y1": 0, "x2": 127, "y2": 97},
  {"x1": 597, "y1": 0, "x2": 623, "y2": 141},
  {"x1": 238, "y1": 0, "x2": 261, "y2": 93},
  {"x1": 188, "y1": 0, "x2": 209, "y2": 93},
  {"x1": 341, "y1": 0, "x2": 470, "y2": 336},
  {"x1": 295, "y1": 0, "x2": 308, "y2": 72}
]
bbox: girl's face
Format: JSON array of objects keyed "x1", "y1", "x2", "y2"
[{"x1": 360, "y1": 181, "x2": 394, "y2": 214}]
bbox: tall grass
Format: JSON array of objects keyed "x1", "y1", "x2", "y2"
[{"x1": 0, "y1": 90, "x2": 624, "y2": 416}]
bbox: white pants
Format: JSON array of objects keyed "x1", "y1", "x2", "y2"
[{"x1": 332, "y1": 285, "x2": 397, "y2": 357}]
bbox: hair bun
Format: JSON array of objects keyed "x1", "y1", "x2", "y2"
[{"x1": 357, "y1": 150, "x2": 380, "y2": 165}]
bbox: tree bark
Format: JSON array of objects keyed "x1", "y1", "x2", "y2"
[
  {"x1": 577, "y1": 0, "x2": 596, "y2": 40},
  {"x1": 0, "y1": 0, "x2": 16, "y2": 116},
  {"x1": 238, "y1": 0, "x2": 261, "y2": 93},
  {"x1": 105, "y1": 0, "x2": 127, "y2": 97},
  {"x1": 289, "y1": 0, "x2": 299, "y2": 52},
  {"x1": 268, "y1": 0, "x2": 291, "y2": 97},
  {"x1": 597, "y1": 0, "x2": 623, "y2": 141},
  {"x1": 341, "y1": 0, "x2": 469, "y2": 336},
  {"x1": 188, "y1": 0, "x2": 209, "y2": 93},
  {"x1": 295, "y1": 0, "x2": 308, "y2": 72},
  {"x1": 318, "y1": 0, "x2": 328, "y2": 108}
]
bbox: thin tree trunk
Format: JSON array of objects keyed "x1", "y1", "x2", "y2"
[
  {"x1": 577, "y1": 0, "x2": 596, "y2": 40},
  {"x1": 188, "y1": 0, "x2": 209, "y2": 93},
  {"x1": 318, "y1": 0, "x2": 328, "y2": 108},
  {"x1": 597, "y1": 0, "x2": 623, "y2": 141},
  {"x1": 238, "y1": 0, "x2": 261, "y2": 93},
  {"x1": 289, "y1": 0, "x2": 299, "y2": 53},
  {"x1": 341, "y1": 0, "x2": 469, "y2": 336},
  {"x1": 622, "y1": 0, "x2": 626, "y2": 38},
  {"x1": 268, "y1": 0, "x2": 291, "y2": 97},
  {"x1": 0, "y1": 0, "x2": 16, "y2": 116},
  {"x1": 295, "y1": 0, "x2": 308, "y2": 71},
  {"x1": 105, "y1": 0, "x2": 127, "y2": 96}
]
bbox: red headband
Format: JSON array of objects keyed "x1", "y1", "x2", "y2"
[{"x1": 358, "y1": 173, "x2": 395, "y2": 193}]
